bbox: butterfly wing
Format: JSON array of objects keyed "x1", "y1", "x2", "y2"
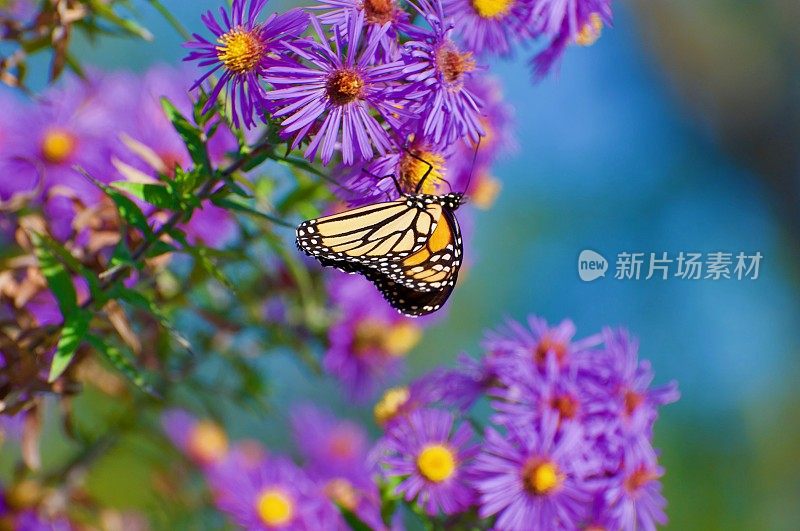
[
  {"x1": 296, "y1": 199, "x2": 442, "y2": 266},
  {"x1": 381, "y1": 207, "x2": 463, "y2": 293},
  {"x1": 359, "y1": 208, "x2": 463, "y2": 316}
]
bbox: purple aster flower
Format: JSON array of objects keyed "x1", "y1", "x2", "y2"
[
  {"x1": 378, "y1": 408, "x2": 478, "y2": 515},
  {"x1": 291, "y1": 405, "x2": 386, "y2": 529},
  {"x1": 0, "y1": 75, "x2": 120, "y2": 239},
  {"x1": 443, "y1": 0, "x2": 532, "y2": 56},
  {"x1": 604, "y1": 447, "x2": 668, "y2": 531},
  {"x1": 401, "y1": 0, "x2": 485, "y2": 147},
  {"x1": 185, "y1": 0, "x2": 309, "y2": 128},
  {"x1": 311, "y1": 0, "x2": 413, "y2": 61},
  {"x1": 334, "y1": 136, "x2": 455, "y2": 206},
  {"x1": 473, "y1": 413, "x2": 593, "y2": 530},
  {"x1": 207, "y1": 454, "x2": 341, "y2": 530},
  {"x1": 490, "y1": 346, "x2": 594, "y2": 432},
  {"x1": 484, "y1": 315, "x2": 601, "y2": 376},
  {"x1": 413, "y1": 353, "x2": 495, "y2": 413},
  {"x1": 371, "y1": 374, "x2": 446, "y2": 428},
  {"x1": 161, "y1": 409, "x2": 230, "y2": 467},
  {"x1": 600, "y1": 328, "x2": 680, "y2": 438},
  {"x1": 529, "y1": 0, "x2": 612, "y2": 79},
  {"x1": 265, "y1": 12, "x2": 409, "y2": 165},
  {"x1": 291, "y1": 404, "x2": 370, "y2": 480},
  {"x1": 324, "y1": 272, "x2": 422, "y2": 402}
]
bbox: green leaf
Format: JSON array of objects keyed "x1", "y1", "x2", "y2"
[
  {"x1": 161, "y1": 98, "x2": 211, "y2": 189},
  {"x1": 30, "y1": 233, "x2": 77, "y2": 318},
  {"x1": 86, "y1": 335, "x2": 157, "y2": 396},
  {"x1": 49, "y1": 311, "x2": 91, "y2": 382},
  {"x1": 212, "y1": 196, "x2": 293, "y2": 228},
  {"x1": 111, "y1": 181, "x2": 179, "y2": 210},
  {"x1": 34, "y1": 233, "x2": 104, "y2": 304},
  {"x1": 78, "y1": 169, "x2": 153, "y2": 237},
  {"x1": 193, "y1": 247, "x2": 235, "y2": 291},
  {"x1": 86, "y1": 0, "x2": 154, "y2": 41}
]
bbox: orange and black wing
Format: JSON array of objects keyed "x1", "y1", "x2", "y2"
[{"x1": 356, "y1": 208, "x2": 463, "y2": 316}]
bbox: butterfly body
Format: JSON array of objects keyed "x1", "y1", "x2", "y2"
[{"x1": 296, "y1": 192, "x2": 464, "y2": 316}]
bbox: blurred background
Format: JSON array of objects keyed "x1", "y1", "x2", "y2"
[{"x1": 7, "y1": 0, "x2": 800, "y2": 529}]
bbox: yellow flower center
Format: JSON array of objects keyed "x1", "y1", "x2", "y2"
[
  {"x1": 326, "y1": 69, "x2": 365, "y2": 105},
  {"x1": 436, "y1": 42, "x2": 476, "y2": 85},
  {"x1": 575, "y1": 13, "x2": 603, "y2": 46},
  {"x1": 217, "y1": 26, "x2": 265, "y2": 74},
  {"x1": 354, "y1": 319, "x2": 420, "y2": 357},
  {"x1": 41, "y1": 128, "x2": 77, "y2": 163},
  {"x1": 471, "y1": 0, "x2": 513, "y2": 19},
  {"x1": 417, "y1": 444, "x2": 457, "y2": 483},
  {"x1": 324, "y1": 478, "x2": 360, "y2": 511},
  {"x1": 522, "y1": 459, "x2": 562, "y2": 495},
  {"x1": 374, "y1": 386, "x2": 410, "y2": 426},
  {"x1": 256, "y1": 489, "x2": 294, "y2": 527},
  {"x1": 363, "y1": 0, "x2": 395, "y2": 24},
  {"x1": 399, "y1": 149, "x2": 446, "y2": 194},
  {"x1": 187, "y1": 420, "x2": 229, "y2": 464}
]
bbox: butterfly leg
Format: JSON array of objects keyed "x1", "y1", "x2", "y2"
[{"x1": 361, "y1": 167, "x2": 404, "y2": 198}]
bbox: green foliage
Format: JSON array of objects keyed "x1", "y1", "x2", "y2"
[{"x1": 86, "y1": 335, "x2": 157, "y2": 396}]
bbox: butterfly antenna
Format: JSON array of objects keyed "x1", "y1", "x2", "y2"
[
  {"x1": 403, "y1": 147, "x2": 436, "y2": 194},
  {"x1": 462, "y1": 136, "x2": 482, "y2": 195}
]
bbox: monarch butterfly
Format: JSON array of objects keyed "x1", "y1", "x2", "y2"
[{"x1": 296, "y1": 152, "x2": 467, "y2": 316}]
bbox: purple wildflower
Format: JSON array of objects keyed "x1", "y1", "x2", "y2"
[
  {"x1": 484, "y1": 315, "x2": 601, "y2": 376},
  {"x1": 379, "y1": 409, "x2": 478, "y2": 515},
  {"x1": 0, "y1": 75, "x2": 119, "y2": 239},
  {"x1": 291, "y1": 405, "x2": 385, "y2": 529},
  {"x1": 335, "y1": 137, "x2": 455, "y2": 206},
  {"x1": 291, "y1": 404, "x2": 370, "y2": 480},
  {"x1": 490, "y1": 347, "x2": 593, "y2": 432},
  {"x1": 161, "y1": 409, "x2": 230, "y2": 467},
  {"x1": 311, "y1": 0, "x2": 413, "y2": 61},
  {"x1": 473, "y1": 413, "x2": 593, "y2": 530},
  {"x1": 529, "y1": 0, "x2": 613, "y2": 79},
  {"x1": 417, "y1": 353, "x2": 495, "y2": 413},
  {"x1": 604, "y1": 447, "x2": 668, "y2": 531},
  {"x1": 324, "y1": 272, "x2": 422, "y2": 401},
  {"x1": 265, "y1": 12, "x2": 409, "y2": 165},
  {"x1": 443, "y1": 0, "x2": 532, "y2": 56},
  {"x1": 401, "y1": 0, "x2": 485, "y2": 147},
  {"x1": 601, "y1": 328, "x2": 680, "y2": 437},
  {"x1": 185, "y1": 0, "x2": 309, "y2": 128},
  {"x1": 207, "y1": 454, "x2": 340, "y2": 530}
]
